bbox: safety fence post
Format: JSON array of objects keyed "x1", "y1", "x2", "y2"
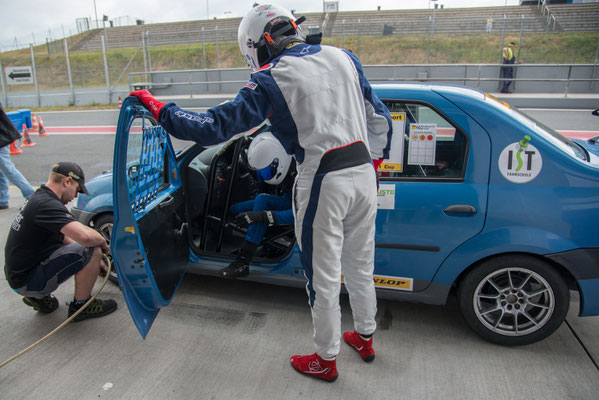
[
  {"x1": 202, "y1": 27, "x2": 207, "y2": 70},
  {"x1": 513, "y1": 14, "x2": 524, "y2": 91},
  {"x1": 146, "y1": 31, "x2": 152, "y2": 74},
  {"x1": 29, "y1": 44, "x2": 40, "y2": 107},
  {"x1": 101, "y1": 36, "x2": 111, "y2": 104},
  {"x1": 564, "y1": 65, "x2": 572, "y2": 97},
  {"x1": 427, "y1": 16, "x2": 431, "y2": 64},
  {"x1": 357, "y1": 19, "x2": 360, "y2": 59},
  {"x1": 591, "y1": 41, "x2": 599, "y2": 90},
  {"x1": 0, "y1": 59, "x2": 7, "y2": 106},
  {"x1": 216, "y1": 26, "x2": 219, "y2": 70},
  {"x1": 64, "y1": 38, "x2": 75, "y2": 105},
  {"x1": 142, "y1": 32, "x2": 148, "y2": 85}
]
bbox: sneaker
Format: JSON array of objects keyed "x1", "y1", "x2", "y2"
[
  {"x1": 343, "y1": 331, "x2": 375, "y2": 362},
  {"x1": 68, "y1": 298, "x2": 117, "y2": 322},
  {"x1": 219, "y1": 259, "x2": 249, "y2": 279},
  {"x1": 290, "y1": 353, "x2": 338, "y2": 382},
  {"x1": 22, "y1": 294, "x2": 59, "y2": 313}
]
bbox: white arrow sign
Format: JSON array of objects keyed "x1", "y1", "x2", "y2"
[{"x1": 5, "y1": 66, "x2": 33, "y2": 85}]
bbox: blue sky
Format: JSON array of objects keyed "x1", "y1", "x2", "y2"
[{"x1": 0, "y1": 0, "x2": 520, "y2": 51}]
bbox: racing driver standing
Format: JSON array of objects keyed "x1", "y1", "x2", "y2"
[{"x1": 129, "y1": 3, "x2": 392, "y2": 382}]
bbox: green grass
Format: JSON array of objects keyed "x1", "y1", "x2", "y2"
[{"x1": 1, "y1": 31, "x2": 597, "y2": 94}]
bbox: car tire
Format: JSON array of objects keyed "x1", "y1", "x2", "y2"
[
  {"x1": 93, "y1": 214, "x2": 119, "y2": 286},
  {"x1": 457, "y1": 255, "x2": 569, "y2": 346}
]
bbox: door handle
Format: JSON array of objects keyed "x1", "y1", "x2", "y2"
[
  {"x1": 444, "y1": 204, "x2": 477, "y2": 214},
  {"x1": 159, "y1": 196, "x2": 174, "y2": 208}
]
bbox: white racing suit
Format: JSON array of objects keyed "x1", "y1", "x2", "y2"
[{"x1": 159, "y1": 43, "x2": 392, "y2": 358}]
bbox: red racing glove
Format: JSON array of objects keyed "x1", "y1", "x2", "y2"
[{"x1": 128, "y1": 90, "x2": 166, "y2": 120}]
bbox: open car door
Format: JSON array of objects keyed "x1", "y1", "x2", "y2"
[{"x1": 111, "y1": 97, "x2": 189, "y2": 338}]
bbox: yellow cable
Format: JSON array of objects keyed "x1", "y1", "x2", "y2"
[{"x1": 0, "y1": 256, "x2": 112, "y2": 369}]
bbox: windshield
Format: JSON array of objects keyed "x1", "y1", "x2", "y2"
[{"x1": 484, "y1": 94, "x2": 588, "y2": 162}]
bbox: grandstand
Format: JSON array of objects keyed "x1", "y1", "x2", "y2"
[{"x1": 70, "y1": 3, "x2": 599, "y2": 52}]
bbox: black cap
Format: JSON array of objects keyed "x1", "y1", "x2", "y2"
[{"x1": 51, "y1": 162, "x2": 89, "y2": 195}]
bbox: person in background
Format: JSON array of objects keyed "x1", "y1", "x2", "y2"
[
  {"x1": 0, "y1": 102, "x2": 35, "y2": 209},
  {"x1": 4, "y1": 162, "x2": 117, "y2": 321},
  {"x1": 486, "y1": 16, "x2": 494, "y2": 33},
  {"x1": 129, "y1": 3, "x2": 392, "y2": 382},
  {"x1": 501, "y1": 41, "x2": 518, "y2": 93}
]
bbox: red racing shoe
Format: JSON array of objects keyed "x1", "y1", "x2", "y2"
[
  {"x1": 343, "y1": 331, "x2": 375, "y2": 362},
  {"x1": 290, "y1": 353, "x2": 338, "y2": 382}
]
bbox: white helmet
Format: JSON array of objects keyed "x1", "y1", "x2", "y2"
[
  {"x1": 238, "y1": 4, "x2": 306, "y2": 70},
  {"x1": 247, "y1": 132, "x2": 292, "y2": 185}
]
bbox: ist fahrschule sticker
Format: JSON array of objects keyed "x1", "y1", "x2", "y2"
[{"x1": 498, "y1": 135, "x2": 543, "y2": 183}]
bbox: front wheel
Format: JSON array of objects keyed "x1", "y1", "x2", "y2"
[
  {"x1": 457, "y1": 255, "x2": 569, "y2": 346},
  {"x1": 93, "y1": 214, "x2": 118, "y2": 285}
]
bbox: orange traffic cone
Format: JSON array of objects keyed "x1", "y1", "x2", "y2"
[
  {"x1": 118, "y1": 96, "x2": 122, "y2": 109},
  {"x1": 21, "y1": 124, "x2": 36, "y2": 147},
  {"x1": 37, "y1": 116, "x2": 48, "y2": 136},
  {"x1": 9, "y1": 141, "x2": 23, "y2": 155},
  {"x1": 31, "y1": 112, "x2": 39, "y2": 131}
]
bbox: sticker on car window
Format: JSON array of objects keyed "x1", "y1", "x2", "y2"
[
  {"x1": 498, "y1": 135, "x2": 543, "y2": 183},
  {"x1": 380, "y1": 113, "x2": 405, "y2": 172},
  {"x1": 408, "y1": 123, "x2": 437, "y2": 166}
]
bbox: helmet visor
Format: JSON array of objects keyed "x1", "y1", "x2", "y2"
[{"x1": 255, "y1": 159, "x2": 279, "y2": 182}]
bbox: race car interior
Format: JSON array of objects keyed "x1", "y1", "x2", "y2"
[
  {"x1": 178, "y1": 100, "x2": 468, "y2": 266},
  {"x1": 181, "y1": 126, "x2": 296, "y2": 265}
]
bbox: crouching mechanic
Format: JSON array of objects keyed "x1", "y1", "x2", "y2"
[
  {"x1": 129, "y1": 3, "x2": 392, "y2": 382},
  {"x1": 4, "y1": 162, "x2": 117, "y2": 321},
  {"x1": 221, "y1": 131, "x2": 295, "y2": 279}
]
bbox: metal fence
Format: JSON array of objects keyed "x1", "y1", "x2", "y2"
[
  {"x1": 1, "y1": 9, "x2": 599, "y2": 108},
  {"x1": 128, "y1": 63, "x2": 599, "y2": 97}
]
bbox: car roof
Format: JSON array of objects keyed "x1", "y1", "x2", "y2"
[{"x1": 372, "y1": 82, "x2": 486, "y2": 102}]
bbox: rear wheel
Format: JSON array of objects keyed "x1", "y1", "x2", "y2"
[
  {"x1": 93, "y1": 214, "x2": 118, "y2": 285},
  {"x1": 457, "y1": 255, "x2": 569, "y2": 346}
]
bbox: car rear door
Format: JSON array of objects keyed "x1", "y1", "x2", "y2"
[{"x1": 111, "y1": 97, "x2": 189, "y2": 338}]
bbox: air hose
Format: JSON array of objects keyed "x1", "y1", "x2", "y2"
[{"x1": 0, "y1": 255, "x2": 112, "y2": 369}]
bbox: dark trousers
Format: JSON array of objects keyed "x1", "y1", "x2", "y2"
[{"x1": 501, "y1": 65, "x2": 514, "y2": 93}]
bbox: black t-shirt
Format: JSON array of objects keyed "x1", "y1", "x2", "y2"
[{"x1": 4, "y1": 185, "x2": 77, "y2": 288}]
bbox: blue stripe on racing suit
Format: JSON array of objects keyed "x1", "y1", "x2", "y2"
[{"x1": 343, "y1": 49, "x2": 393, "y2": 160}]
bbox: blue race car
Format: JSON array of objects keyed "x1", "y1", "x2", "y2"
[{"x1": 77, "y1": 84, "x2": 599, "y2": 346}]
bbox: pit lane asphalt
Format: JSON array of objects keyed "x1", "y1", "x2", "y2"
[{"x1": 0, "y1": 108, "x2": 598, "y2": 399}]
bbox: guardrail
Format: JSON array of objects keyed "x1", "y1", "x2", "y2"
[{"x1": 128, "y1": 63, "x2": 599, "y2": 98}]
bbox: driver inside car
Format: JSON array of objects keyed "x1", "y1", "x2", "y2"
[{"x1": 221, "y1": 132, "x2": 295, "y2": 279}]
